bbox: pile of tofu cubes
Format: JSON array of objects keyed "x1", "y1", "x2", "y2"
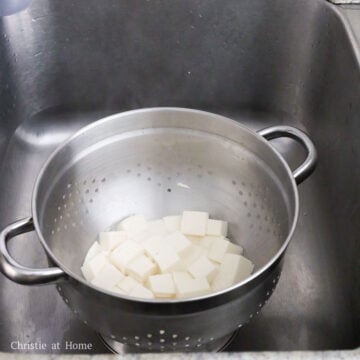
[{"x1": 81, "y1": 211, "x2": 254, "y2": 299}]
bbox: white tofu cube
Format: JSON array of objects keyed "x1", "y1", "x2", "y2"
[
  {"x1": 142, "y1": 235, "x2": 164, "y2": 257},
  {"x1": 81, "y1": 263, "x2": 94, "y2": 282},
  {"x1": 172, "y1": 272, "x2": 211, "y2": 298},
  {"x1": 146, "y1": 219, "x2": 167, "y2": 236},
  {"x1": 163, "y1": 215, "x2": 181, "y2": 233},
  {"x1": 227, "y1": 241, "x2": 244, "y2": 255},
  {"x1": 147, "y1": 274, "x2": 176, "y2": 298},
  {"x1": 110, "y1": 286, "x2": 126, "y2": 295},
  {"x1": 233, "y1": 254, "x2": 254, "y2": 281},
  {"x1": 81, "y1": 251, "x2": 108, "y2": 281},
  {"x1": 172, "y1": 271, "x2": 191, "y2": 285},
  {"x1": 117, "y1": 276, "x2": 142, "y2": 293},
  {"x1": 151, "y1": 247, "x2": 182, "y2": 273},
  {"x1": 126, "y1": 254, "x2": 157, "y2": 282},
  {"x1": 181, "y1": 244, "x2": 207, "y2": 268},
  {"x1": 188, "y1": 255, "x2": 219, "y2": 283},
  {"x1": 130, "y1": 230, "x2": 152, "y2": 243},
  {"x1": 186, "y1": 235, "x2": 204, "y2": 243},
  {"x1": 91, "y1": 262, "x2": 125, "y2": 290},
  {"x1": 181, "y1": 211, "x2": 209, "y2": 236},
  {"x1": 129, "y1": 284, "x2": 154, "y2": 299},
  {"x1": 198, "y1": 236, "x2": 217, "y2": 250},
  {"x1": 207, "y1": 219, "x2": 228, "y2": 237},
  {"x1": 208, "y1": 237, "x2": 233, "y2": 263},
  {"x1": 110, "y1": 240, "x2": 144, "y2": 272},
  {"x1": 117, "y1": 215, "x2": 147, "y2": 236},
  {"x1": 166, "y1": 231, "x2": 192, "y2": 257},
  {"x1": 142, "y1": 235, "x2": 182, "y2": 273},
  {"x1": 84, "y1": 242, "x2": 103, "y2": 264},
  {"x1": 212, "y1": 253, "x2": 254, "y2": 291},
  {"x1": 99, "y1": 231, "x2": 127, "y2": 251}
]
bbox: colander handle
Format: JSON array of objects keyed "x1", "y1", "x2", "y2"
[
  {"x1": 0, "y1": 217, "x2": 66, "y2": 285},
  {"x1": 258, "y1": 125, "x2": 317, "y2": 185}
]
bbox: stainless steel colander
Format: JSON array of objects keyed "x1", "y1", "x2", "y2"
[{"x1": 0, "y1": 108, "x2": 317, "y2": 352}]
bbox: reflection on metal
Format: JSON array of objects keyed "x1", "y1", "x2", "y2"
[
  {"x1": 0, "y1": 0, "x2": 31, "y2": 16},
  {"x1": 328, "y1": 0, "x2": 360, "y2": 3}
]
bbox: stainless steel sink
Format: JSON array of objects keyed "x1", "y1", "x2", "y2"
[{"x1": 0, "y1": 0, "x2": 359, "y2": 354}]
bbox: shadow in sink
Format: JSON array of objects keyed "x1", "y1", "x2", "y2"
[{"x1": 0, "y1": 0, "x2": 359, "y2": 354}]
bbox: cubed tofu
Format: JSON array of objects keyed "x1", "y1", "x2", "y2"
[
  {"x1": 130, "y1": 230, "x2": 152, "y2": 243},
  {"x1": 110, "y1": 286, "x2": 126, "y2": 295},
  {"x1": 117, "y1": 276, "x2": 142, "y2": 293},
  {"x1": 206, "y1": 219, "x2": 228, "y2": 237},
  {"x1": 142, "y1": 235, "x2": 164, "y2": 257},
  {"x1": 81, "y1": 251, "x2": 108, "y2": 281},
  {"x1": 186, "y1": 235, "x2": 204, "y2": 243},
  {"x1": 84, "y1": 242, "x2": 103, "y2": 264},
  {"x1": 198, "y1": 236, "x2": 217, "y2": 250},
  {"x1": 87, "y1": 212, "x2": 253, "y2": 300},
  {"x1": 166, "y1": 231, "x2": 192, "y2": 257},
  {"x1": 150, "y1": 247, "x2": 182, "y2": 273},
  {"x1": 181, "y1": 244, "x2": 207, "y2": 268},
  {"x1": 99, "y1": 231, "x2": 127, "y2": 251},
  {"x1": 110, "y1": 240, "x2": 144, "y2": 272},
  {"x1": 163, "y1": 215, "x2": 181, "y2": 233},
  {"x1": 172, "y1": 271, "x2": 191, "y2": 285},
  {"x1": 146, "y1": 219, "x2": 167, "y2": 236},
  {"x1": 91, "y1": 262, "x2": 125, "y2": 290},
  {"x1": 172, "y1": 272, "x2": 211, "y2": 298},
  {"x1": 117, "y1": 215, "x2": 147, "y2": 236},
  {"x1": 126, "y1": 254, "x2": 157, "y2": 282},
  {"x1": 147, "y1": 273, "x2": 176, "y2": 298},
  {"x1": 142, "y1": 235, "x2": 182, "y2": 273},
  {"x1": 129, "y1": 284, "x2": 154, "y2": 299},
  {"x1": 212, "y1": 253, "x2": 254, "y2": 291},
  {"x1": 188, "y1": 255, "x2": 219, "y2": 283},
  {"x1": 208, "y1": 237, "x2": 233, "y2": 263},
  {"x1": 226, "y1": 241, "x2": 244, "y2": 255},
  {"x1": 81, "y1": 263, "x2": 94, "y2": 282},
  {"x1": 181, "y1": 211, "x2": 209, "y2": 236}
]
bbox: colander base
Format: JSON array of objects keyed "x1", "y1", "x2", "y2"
[{"x1": 98, "y1": 330, "x2": 238, "y2": 353}]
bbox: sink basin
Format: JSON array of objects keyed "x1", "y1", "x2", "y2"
[{"x1": 0, "y1": 0, "x2": 359, "y2": 354}]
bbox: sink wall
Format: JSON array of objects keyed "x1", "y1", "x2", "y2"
[{"x1": 0, "y1": 0, "x2": 350, "y2": 138}]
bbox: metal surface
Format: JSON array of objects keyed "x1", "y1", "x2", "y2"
[
  {"x1": 329, "y1": 1, "x2": 360, "y2": 4},
  {"x1": 0, "y1": 0, "x2": 31, "y2": 16},
  {"x1": 257, "y1": 126, "x2": 317, "y2": 185},
  {"x1": 0, "y1": 110, "x2": 315, "y2": 286},
  {"x1": 1, "y1": 107, "x2": 310, "y2": 351},
  {"x1": 0, "y1": 217, "x2": 65, "y2": 284},
  {"x1": 98, "y1": 329, "x2": 239, "y2": 354},
  {"x1": 0, "y1": 0, "x2": 359, "y2": 354},
  {"x1": 0, "y1": 121, "x2": 316, "y2": 290}
]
